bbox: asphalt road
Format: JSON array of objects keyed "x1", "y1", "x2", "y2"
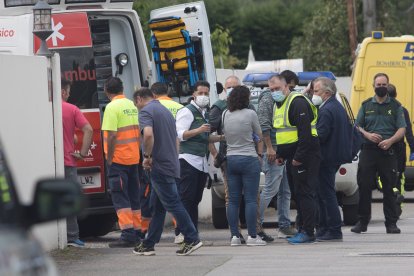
[{"x1": 52, "y1": 200, "x2": 414, "y2": 276}]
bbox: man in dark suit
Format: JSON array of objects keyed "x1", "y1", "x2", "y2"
[{"x1": 313, "y1": 77, "x2": 349, "y2": 242}]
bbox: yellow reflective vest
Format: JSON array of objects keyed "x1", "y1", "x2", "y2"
[
  {"x1": 158, "y1": 96, "x2": 184, "y2": 118},
  {"x1": 272, "y1": 92, "x2": 318, "y2": 145}
]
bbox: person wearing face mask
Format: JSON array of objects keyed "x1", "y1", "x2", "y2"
[
  {"x1": 256, "y1": 75, "x2": 297, "y2": 240},
  {"x1": 266, "y1": 75, "x2": 320, "y2": 244},
  {"x1": 176, "y1": 80, "x2": 220, "y2": 235},
  {"x1": 209, "y1": 76, "x2": 273, "y2": 243},
  {"x1": 312, "y1": 77, "x2": 349, "y2": 242},
  {"x1": 352, "y1": 73, "x2": 406, "y2": 235}
]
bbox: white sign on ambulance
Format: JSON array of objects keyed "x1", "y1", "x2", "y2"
[{"x1": 0, "y1": 18, "x2": 19, "y2": 46}]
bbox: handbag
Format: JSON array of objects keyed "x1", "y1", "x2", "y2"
[{"x1": 214, "y1": 109, "x2": 228, "y2": 168}]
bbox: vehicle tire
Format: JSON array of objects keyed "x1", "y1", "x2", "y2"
[
  {"x1": 79, "y1": 213, "x2": 117, "y2": 238},
  {"x1": 211, "y1": 189, "x2": 228, "y2": 229},
  {"x1": 342, "y1": 204, "x2": 358, "y2": 226}
]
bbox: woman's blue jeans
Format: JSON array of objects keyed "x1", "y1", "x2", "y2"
[{"x1": 226, "y1": 155, "x2": 260, "y2": 237}]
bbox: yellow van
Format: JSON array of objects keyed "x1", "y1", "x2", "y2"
[{"x1": 350, "y1": 31, "x2": 414, "y2": 191}]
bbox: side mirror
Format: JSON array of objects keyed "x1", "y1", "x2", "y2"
[
  {"x1": 27, "y1": 178, "x2": 85, "y2": 226},
  {"x1": 216, "y1": 82, "x2": 224, "y2": 94}
]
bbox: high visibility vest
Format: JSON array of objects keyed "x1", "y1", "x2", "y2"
[
  {"x1": 102, "y1": 95, "x2": 140, "y2": 165},
  {"x1": 158, "y1": 96, "x2": 183, "y2": 118},
  {"x1": 272, "y1": 92, "x2": 318, "y2": 145}
]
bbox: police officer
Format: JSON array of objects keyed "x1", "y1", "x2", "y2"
[{"x1": 352, "y1": 73, "x2": 406, "y2": 234}]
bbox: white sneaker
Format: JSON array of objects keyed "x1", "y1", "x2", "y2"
[
  {"x1": 174, "y1": 233, "x2": 184, "y2": 244},
  {"x1": 230, "y1": 236, "x2": 242, "y2": 246},
  {"x1": 246, "y1": 236, "x2": 267, "y2": 246}
]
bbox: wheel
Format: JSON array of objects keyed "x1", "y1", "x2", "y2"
[
  {"x1": 79, "y1": 213, "x2": 117, "y2": 238},
  {"x1": 211, "y1": 189, "x2": 228, "y2": 229},
  {"x1": 342, "y1": 204, "x2": 359, "y2": 226}
]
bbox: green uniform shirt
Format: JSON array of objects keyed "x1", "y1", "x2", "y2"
[{"x1": 356, "y1": 96, "x2": 406, "y2": 140}]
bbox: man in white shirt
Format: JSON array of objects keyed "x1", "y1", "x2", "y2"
[{"x1": 176, "y1": 81, "x2": 212, "y2": 234}]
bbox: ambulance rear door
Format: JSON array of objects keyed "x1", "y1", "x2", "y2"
[{"x1": 150, "y1": 1, "x2": 218, "y2": 104}]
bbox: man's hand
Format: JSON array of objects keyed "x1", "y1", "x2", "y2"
[
  {"x1": 198, "y1": 124, "x2": 211, "y2": 134},
  {"x1": 266, "y1": 147, "x2": 276, "y2": 164},
  {"x1": 366, "y1": 132, "x2": 383, "y2": 144},
  {"x1": 71, "y1": 152, "x2": 84, "y2": 160},
  {"x1": 292, "y1": 159, "x2": 302, "y2": 166},
  {"x1": 378, "y1": 138, "x2": 393, "y2": 150},
  {"x1": 143, "y1": 157, "x2": 152, "y2": 170}
]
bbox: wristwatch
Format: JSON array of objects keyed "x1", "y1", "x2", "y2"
[{"x1": 143, "y1": 153, "x2": 152, "y2": 159}]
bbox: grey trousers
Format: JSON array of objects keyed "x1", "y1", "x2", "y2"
[{"x1": 65, "y1": 166, "x2": 80, "y2": 242}]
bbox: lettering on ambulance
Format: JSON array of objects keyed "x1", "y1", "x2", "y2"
[
  {"x1": 62, "y1": 67, "x2": 96, "y2": 81},
  {"x1": 0, "y1": 28, "x2": 15, "y2": 37},
  {"x1": 402, "y1": 43, "x2": 414, "y2": 60}
]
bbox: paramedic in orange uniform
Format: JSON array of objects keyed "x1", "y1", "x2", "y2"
[{"x1": 102, "y1": 77, "x2": 141, "y2": 248}]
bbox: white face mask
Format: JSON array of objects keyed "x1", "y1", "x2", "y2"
[
  {"x1": 195, "y1": 95, "x2": 210, "y2": 108},
  {"x1": 226, "y1": 87, "x2": 233, "y2": 97},
  {"x1": 312, "y1": 95, "x2": 323, "y2": 106}
]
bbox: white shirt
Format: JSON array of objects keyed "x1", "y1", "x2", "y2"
[{"x1": 176, "y1": 101, "x2": 209, "y2": 172}]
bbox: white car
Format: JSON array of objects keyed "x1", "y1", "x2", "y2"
[{"x1": 209, "y1": 72, "x2": 359, "y2": 229}]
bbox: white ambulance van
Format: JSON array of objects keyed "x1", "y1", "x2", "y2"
[{"x1": 0, "y1": 0, "x2": 217, "y2": 237}]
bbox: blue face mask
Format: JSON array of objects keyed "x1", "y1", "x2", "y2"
[{"x1": 271, "y1": 90, "x2": 286, "y2": 102}]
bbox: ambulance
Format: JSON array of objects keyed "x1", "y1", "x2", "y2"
[
  {"x1": 350, "y1": 32, "x2": 414, "y2": 193},
  {"x1": 0, "y1": 0, "x2": 218, "y2": 236}
]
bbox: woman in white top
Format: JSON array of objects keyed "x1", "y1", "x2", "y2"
[{"x1": 223, "y1": 86, "x2": 266, "y2": 246}]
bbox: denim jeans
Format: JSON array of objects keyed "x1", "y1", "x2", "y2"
[
  {"x1": 144, "y1": 170, "x2": 199, "y2": 248},
  {"x1": 226, "y1": 155, "x2": 260, "y2": 238},
  {"x1": 318, "y1": 164, "x2": 342, "y2": 236},
  {"x1": 65, "y1": 166, "x2": 80, "y2": 242},
  {"x1": 259, "y1": 154, "x2": 292, "y2": 229}
]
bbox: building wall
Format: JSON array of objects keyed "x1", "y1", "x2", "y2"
[{"x1": 0, "y1": 54, "x2": 65, "y2": 250}]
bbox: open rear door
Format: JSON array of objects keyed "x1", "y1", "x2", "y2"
[{"x1": 150, "y1": 1, "x2": 218, "y2": 104}]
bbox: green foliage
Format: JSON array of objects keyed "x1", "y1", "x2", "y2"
[
  {"x1": 288, "y1": 0, "x2": 352, "y2": 75},
  {"x1": 211, "y1": 25, "x2": 241, "y2": 68}
]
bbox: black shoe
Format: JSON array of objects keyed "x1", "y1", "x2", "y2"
[
  {"x1": 176, "y1": 240, "x2": 203, "y2": 256},
  {"x1": 239, "y1": 233, "x2": 246, "y2": 244},
  {"x1": 258, "y1": 231, "x2": 274, "y2": 242},
  {"x1": 109, "y1": 239, "x2": 136, "y2": 248},
  {"x1": 386, "y1": 224, "x2": 401, "y2": 234},
  {"x1": 133, "y1": 242, "x2": 155, "y2": 256},
  {"x1": 350, "y1": 222, "x2": 367, "y2": 234}
]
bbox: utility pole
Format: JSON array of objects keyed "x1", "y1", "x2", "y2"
[
  {"x1": 363, "y1": 0, "x2": 376, "y2": 36},
  {"x1": 347, "y1": 0, "x2": 358, "y2": 60}
]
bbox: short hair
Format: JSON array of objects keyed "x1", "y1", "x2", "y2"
[
  {"x1": 373, "y1": 73, "x2": 389, "y2": 84},
  {"x1": 314, "y1": 77, "x2": 337, "y2": 95},
  {"x1": 280, "y1": 70, "x2": 299, "y2": 85},
  {"x1": 268, "y1": 75, "x2": 287, "y2": 85},
  {"x1": 227, "y1": 86, "x2": 250, "y2": 112},
  {"x1": 61, "y1": 78, "x2": 71, "y2": 91},
  {"x1": 133, "y1": 87, "x2": 153, "y2": 100},
  {"x1": 388, "y1": 83, "x2": 397, "y2": 98},
  {"x1": 104, "y1": 76, "x2": 123, "y2": 95},
  {"x1": 151, "y1": 82, "x2": 168, "y2": 96},
  {"x1": 224, "y1": 75, "x2": 241, "y2": 87},
  {"x1": 194, "y1": 80, "x2": 210, "y2": 91}
]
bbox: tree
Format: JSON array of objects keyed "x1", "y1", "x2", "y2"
[
  {"x1": 288, "y1": 0, "x2": 352, "y2": 76},
  {"x1": 211, "y1": 25, "x2": 242, "y2": 68}
]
